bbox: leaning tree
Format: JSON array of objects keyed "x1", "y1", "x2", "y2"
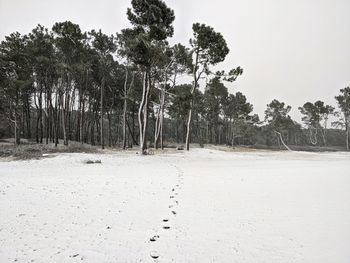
[
  {"x1": 265, "y1": 99, "x2": 294, "y2": 150},
  {"x1": 185, "y1": 23, "x2": 243, "y2": 150}
]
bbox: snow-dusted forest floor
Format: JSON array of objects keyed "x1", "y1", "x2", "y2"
[{"x1": 0, "y1": 148, "x2": 349, "y2": 263}]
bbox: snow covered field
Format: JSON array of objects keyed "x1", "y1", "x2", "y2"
[{"x1": 0, "y1": 148, "x2": 350, "y2": 263}]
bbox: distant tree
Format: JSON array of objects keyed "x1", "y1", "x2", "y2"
[
  {"x1": 203, "y1": 77, "x2": 228, "y2": 144},
  {"x1": 223, "y1": 92, "x2": 257, "y2": 146},
  {"x1": 185, "y1": 23, "x2": 230, "y2": 151},
  {"x1": 0, "y1": 32, "x2": 32, "y2": 145},
  {"x1": 168, "y1": 84, "x2": 204, "y2": 144},
  {"x1": 27, "y1": 24, "x2": 56, "y2": 144},
  {"x1": 299, "y1": 100, "x2": 334, "y2": 146},
  {"x1": 89, "y1": 29, "x2": 116, "y2": 149},
  {"x1": 52, "y1": 21, "x2": 85, "y2": 145},
  {"x1": 168, "y1": 84, "x2": 192, "y2": 143},
  {"x1": 334, "y1": 87, "x2": 350, "y2": 150},
  {"x1": 265, "y1": 99, "x2": 294, "y2": 150}
]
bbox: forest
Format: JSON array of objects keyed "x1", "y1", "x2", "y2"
[{"x1": 0, "y1": 0, "x2": 349, "y2": 153}]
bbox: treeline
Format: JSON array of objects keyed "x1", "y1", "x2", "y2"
[{"x1": 0, "y1": 0, "x2": 349, "y2": 152}]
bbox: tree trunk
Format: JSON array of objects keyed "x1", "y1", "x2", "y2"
[
  {"x1": 80, "y1": 98, "x2": 85, "y2": 144},
  {"x1": 138, "y1": 72, "x2": 150, "y2": 154},
  {"x1": 274, "y1": 130, "x2": 292, "y2": 151},
  {"x1": 185, "y1": 50, "x2": 200, "y2": 151},
  {"x1": 39, "y1": 89, "x2": 43, "y2": 143},
  {"x1": 160, "y1": 104, "x2": 164, "y2": 150},
  {"x1": 154, "y1": 105, "x2": 161, "y2": 149},
  {"x1": 346, "y1": 121, "x2": 349, "y2": 151},
  {"x1": 107, "y1": 112, "x2": 112, "y2": 147},
  {"x1": 101, "y1": 77, "x2": 105, "y2": 149},
  {"x1": 123, "y1": 69, "x2": 129, "y2": 149},
  {"x1": 320, "y1": 128, "x2": 327, "y2": 146},
  {"x1": 185, "y1": 104, "x2": 193, "y2": 151},
  {"x1": 61, "y1": 94, "x2": 67, "y2": 146}
]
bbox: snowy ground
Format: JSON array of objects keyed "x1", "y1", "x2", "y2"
[{"x1": 0, "y1": 148, "x2": 350, "y2": 263}]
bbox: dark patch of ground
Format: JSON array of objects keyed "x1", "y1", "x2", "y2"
[{"x1": 0, "y1": 139, "x2": 100, "y2": 160}]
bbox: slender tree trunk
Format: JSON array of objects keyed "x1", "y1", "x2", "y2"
[
  {"x1": 80, "y1": 69, "x2": 88, "y2": 144},
  {"x1": 54, "y1": 91, "x2": 59, "y2": 147},
  {"x1": 126, "y1": 119, "x2": 138, "y2": 145},
  {"x1": 185, "y1": 50, "x2": 200, "y2": 151},
  {"x1": 10, "y1": 102, "x2": 20, "y2": 145},
  {"x1": 14, "y1": 112, "x2": 20, "y2": 145},
  {"x1": 142, "y1": 75, "x2": 151, "y2": 151},
  {"x1": 175, "y1": 120, "x2": 179, "y2": 144},
  {"x1": 346, "y1": 121, "x2": 349, "y2": 151},
  {"x1": 274, "y1": 130, "x2": 292, "y2": 151},
  {"x1": 107, "y1": 112, "x2": 112, "y2": 147},
  {"x1": 33, "y1": 91, "x2": 39, "y2": 143},
  {"x1": 123, "y1": 69, "x2": 129, "y2": 149},
  {"x1": 45, "y1": 91, "x2": 49, "y2": 144},
  {"x1": 160, "y1": 104, "x2": 164, "y2": 150},
  {"x1": 138, "y1": 72, "x2": 149, "y2": 154},
  {"x1": 25, "y1": 97, "x2": 31, "y2": 139},
  {"x1": 320, "y1": 128, "x2": 327, "y2": 146},
  {"x1": 101, "y1": 77, "x2": 105, "y2": 149},
  {"x1": 68, "y1": 89, "x2": 75, "y2": 141},
  {"x1": 185, "y1": 105, "x2": 193, "y2": 151},
  {"x1": 154, "y1": 105, "x2": 161, "y2": 149},
  {"x1": 91, "y1": 118, "x2": 95, "y2": 146},
  {"x1": 39, "y1": 89, "x2": 43, "y2": 143},
  {"x1": 61, "y1": 92, "x2": 67, "y2": 146},
  {"x1": 80, "y1": 98, "x2": 85, "y2": 144}
]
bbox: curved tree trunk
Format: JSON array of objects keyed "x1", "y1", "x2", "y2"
[
  {"x1": 138, "y1": 72, "x2": 151, "y2": 154},
  {"x1": 274, "y1": 130, "x2": 292, "y2": 151}
]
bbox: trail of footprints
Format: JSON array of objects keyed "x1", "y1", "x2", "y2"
[{"x1": 149, "y1": 164, "x2": 184, "y2": 260}]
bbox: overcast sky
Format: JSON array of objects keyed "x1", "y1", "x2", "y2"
[{"x1": 1, "y1": 0, "x2": 349, "y2": 121}]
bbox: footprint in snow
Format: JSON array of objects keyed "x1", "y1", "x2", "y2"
[
  {"x1": 149, "y1": 235, "x2": 159, "y2": 242},
  {"x1": 150, "y1": 251, "x2": 159, "y2": 259}
]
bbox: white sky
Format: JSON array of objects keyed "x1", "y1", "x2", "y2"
[{"x1": 1, "y1": 0, "x2": 349, "y2": 121}]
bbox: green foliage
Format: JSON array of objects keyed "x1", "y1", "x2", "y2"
[
  {"x1": 168, "y1": 84, "x2": 192, "y2": 119},
  {"x1": 191, "y1": 23, "x2": 229, "y2": 66},
  {"x1": 52, "y1": 21, "x2": 85, "y2": 64},
  {"x1": 119, "y1": 0, "x2": 175, "y2": 69},
  {"x1": 265, "y1": 100, "x2": 293, "y2": 133},
  {"x1": 204, "y1": 77, "x2": 228, "y2": 123},
  {"x1": 299, "y1": 100, "x2": 334, "y2": 128},
  {"x1": 335, "y1": 87, "x2": 350, "y2": 126},
  {"x1": 127, "y1": 0, "x2": 175, "y2": 41}
]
